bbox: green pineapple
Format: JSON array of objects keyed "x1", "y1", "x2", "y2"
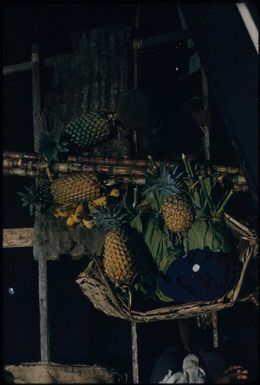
[
  {"x1": 18, "y1": 181, "x2": 53, "y2": 215},
  {"x1": 65, "y1": 111, "x2": 118, "y2": 148},
  {"x1": 93, "y1": 203, "x2": 137, "y2": 287}
]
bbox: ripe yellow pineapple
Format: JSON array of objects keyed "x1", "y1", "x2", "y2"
[
  {"x1": 51, "y1": 172, "x2": 102, "y2": 204},
  {"x1": 144, "y1": 161, "x2": 194, "y2": 233},
  {"x1": 161, "y1": 195, "x2": 194, "y2": 232},
  {"x1": 93, "y1": 203, "x2": 137, "y2": 287}
]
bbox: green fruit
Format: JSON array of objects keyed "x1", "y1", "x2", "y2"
[{"x1": 65, "y1": 112, "x2": 116, "y2": 148}]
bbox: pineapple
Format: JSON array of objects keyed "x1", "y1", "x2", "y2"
[
  {"x1": 51, "y1": 172, "x2": 102, "y2": 204},
  {"x1": 18, "y1": 181, "x2": 52, "y2": 215},
  {"x1": 144, "y1": 162, "x2": 194, "y2": 233},
  {"x1": 65, "y1": 111, "x2": 117, "y2": 148},
  {"x1": 161, "y1": 194, "x2": 194, "y2": 233},
  {"x1": 93, "y1": 203, "x2": 137, "y2": 287}
]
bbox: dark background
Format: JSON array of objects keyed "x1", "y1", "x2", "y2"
[{"x1": 2, "y1": 3, "x2": 258, "y2": 382}]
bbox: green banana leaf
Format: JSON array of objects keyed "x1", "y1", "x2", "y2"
[
  {"x1": 183, "y1": 217, "x2": 234, "y2": 254},
  {"x1": 159, "y1": 243, "x2": 184, "y2": 273},
  {"x1": 155, "y1": 287, "x2": 173, "y2": 303},
  {"x1": 145, "y1": 190, "x2": 163, "y2": 212},
  {"x1": 131, "y1": 213, "x2": 143, "y2": 233},
  {"x1": 143, "y1": 213, "x2": 170, "y2": 266}
]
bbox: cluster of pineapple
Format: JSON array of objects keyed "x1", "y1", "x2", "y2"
[
  {"x1": 19, "y1": 172, "x2": 136, "y2": 288},
  {"x1": 19, "y1": 155, "x2": 235, "y2": 295}
]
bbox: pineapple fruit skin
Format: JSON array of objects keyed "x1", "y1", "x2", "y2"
[
  {"x1": 51, "y1": 173, "x2": 101, "y2": 204},
  {"x1": 162, "y1": 195, "x2": 194, "y2": 233},
  {"x1": 104, "y1": 229, "x2": 136, "y2": 286},
  {"x1": 65, "y1": 112, "x2": 111, "y2": 148}
]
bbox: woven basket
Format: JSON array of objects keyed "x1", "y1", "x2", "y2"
[{"x1": 76, "y1": 213, "x2": 258, "y2": 322}]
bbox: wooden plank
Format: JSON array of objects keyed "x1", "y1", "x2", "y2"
[
  {"x1": 3, "y1": 228, "x2": 34, "y2": 248},
  {"x1": 131, "y1": 321, "x2": 139, "y2": 384},
  {"x1": 32, "y1": 42, "x2": 50, "y2": 363}
]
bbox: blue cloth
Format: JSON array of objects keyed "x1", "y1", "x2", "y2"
[{"x1": 158, "y1": 248, "x2": 242, "y2": 302}]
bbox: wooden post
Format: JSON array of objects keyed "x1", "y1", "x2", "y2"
[
  {"x1": 32, "y1": 43, "x2": 43, "y2": 151},
  {"x1": 32, "y1": 42, "x2": 49, "y2": 362},
  {"x1": 131, "y1": 321, "x2": 139, "y2": 384},
  {"x1": 132, "y1": 3, "x2": 141, "y2": 157},
  {"x1": 212, "y1": 311, "x2": 219, "y2": 348},
  {"x1": 201, "y1": 68, "x2": 210, "y2": 161}
]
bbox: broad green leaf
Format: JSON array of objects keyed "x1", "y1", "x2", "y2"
[{"x1": 131, "y1": 214, "x2": 143, "y2": 233}]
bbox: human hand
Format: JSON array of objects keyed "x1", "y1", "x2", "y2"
[{"x1": 216, "y1": 365, "x2": 248, "y2": 383}]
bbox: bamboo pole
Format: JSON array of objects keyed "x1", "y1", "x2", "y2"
[
  {"x1": 3, "y1": 152, "x2": 248, "y2": 190},
  {"x1": 2, "y1": 152, "x2": 245, "y2": 175},
  {"x1": 32, "y1": 42, "x2": 50, "y2": 363},
  {"x1": 2, "y1": 151, "x2": 242, "y2": 172}
]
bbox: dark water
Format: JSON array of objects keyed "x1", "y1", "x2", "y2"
[{"x1": 3, "y1": 3, "x2": 258, "y2": 383}]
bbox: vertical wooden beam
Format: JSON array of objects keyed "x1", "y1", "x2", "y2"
[
  {"x1": 32, "y1": 43, "x2": 43, "y2": 151},
  {"x1": 131, "y1": 321, "x2": 139, "y2": 384},
  {"x1": 212, "y1": 311, "x2": 219, "y2": 348},
  {"x1": 201, "y1": 68, "x2": 211, "y2": 161},
  {"x1": 32, "y1": 42, "x2": 49, "y2": 362},
  {"x1": 132, "y1": 4, "x2": 141, "y2": 156}
]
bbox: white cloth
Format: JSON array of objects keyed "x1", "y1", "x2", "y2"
[{"x1": 159, "y1": 354, "x2": 206, "y2": 383}]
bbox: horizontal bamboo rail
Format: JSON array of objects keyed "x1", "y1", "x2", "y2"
[
  {"x1": 3, "y1": 151, "x2": 241, "y2": 172},
  {"x1": 3, "y1": 151, "x2": 248, "y2": 191}
]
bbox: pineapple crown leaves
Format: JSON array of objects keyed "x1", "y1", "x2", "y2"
[
  {"x1": 39, "y1": 129, "x2": 69, "y2": 163},
  {"x1": 18, "y1": 181, "x2": 53, "y2": 215},
  {"x1": 144, "y1": 157, "x2": 185, "y2": 197},
  {"x1": 92, "y1": 202, "x2": 129, "y2": 231}
]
